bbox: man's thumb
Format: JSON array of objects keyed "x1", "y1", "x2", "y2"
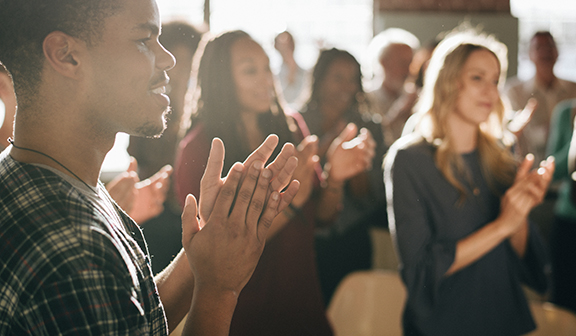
[{"x1": 182, "y1": 194, "x2": 201, "y2": 244}]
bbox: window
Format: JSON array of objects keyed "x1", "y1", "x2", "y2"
[{"x1": 510, "y1": 0, "x2": 576, "y2": 81}]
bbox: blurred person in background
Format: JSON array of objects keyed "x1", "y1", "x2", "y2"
[
  {"x1": 544, "y1": 98, "x2": 576, "y2": 313},
  {"x1": 274, "y1": 30, "x2": 308, "y2": 109},
  {"x1": 174, "y1": 30, "x2": 373, "y2": 336},
  {"x1": 366, "y1": 28, "x2": 420, "y2": 147},
  {"x1": 300, "y1": 47, "x2": 386, "y2": 305},
  {"x1": 505, "y1": 31, "x2": 576, "y2": 165}
]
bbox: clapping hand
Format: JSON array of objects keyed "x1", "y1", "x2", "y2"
[
  {"x1": 181, "y1": 136, "x2": 299, "y2": 296},
  {"x1": 498, "y1": 154, "x2": 555, "y2": 235},
  {"x1": 107, "y1": 157, "x2": 172, "y2": 224},
  {"x1": 324, "y1": 123, "x2": 376, "y2": 184},
  {"x1": 507, "y1": 98, "x2": 538, "y2": 136},
  {"x1": 291, "y1": 135, "x2": 319, "y2": 207}
]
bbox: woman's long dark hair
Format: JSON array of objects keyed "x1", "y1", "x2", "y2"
[
  {"x1": 188, "y1": 30, "x2": 294, "y2": 172},
  {"x1": 302, "y1": 47, "x2": 370, "y2": 134}
]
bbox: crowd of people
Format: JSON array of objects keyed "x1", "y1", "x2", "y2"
[{"x1": 1, "y1": 0, "x2": 576, "y2": 335}]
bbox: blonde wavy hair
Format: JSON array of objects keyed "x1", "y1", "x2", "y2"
[{"x1": 414, "y1": 30, "x2": 517, "y2": 199}]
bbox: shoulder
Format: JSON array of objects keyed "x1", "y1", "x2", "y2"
[
  {"x1": 558, "y1": 78, "x2": 576, "y2": 86},
  {"x1": 0, "y1": 155, "x2": 124, "y2": 297},
  {"x1": 504, "y1": 76, "x2": 527, "y2": 91},
  {"x1": 384, "y1": 134, "x2": 433, "y2": 170},
  {"x1": 0, "y1": 153, "x2": 92, "y2": 226},
  {"x1": 558, "y1": 78, "x2": 576, "y2": 92}
]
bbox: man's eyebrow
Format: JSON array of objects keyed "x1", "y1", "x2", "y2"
[{"x1": 133, "y1": 22, "x2": 160, "y2": 35}]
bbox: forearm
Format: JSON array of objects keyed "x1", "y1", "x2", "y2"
[
  {"x1": 445, "y1": 219, "x2": 509, "y2": 276},
  {"x1": 154, "y1": 249, "x2": 194, "y2": 332},
  {"x1": 347, "y1": 172, "x2": 371, "y2": 198},
  {"x1": 508, "y1": 220, "x2": 529, "y2": 258},
  {"x1": 316, "y1": 178, "x2": 344, "y2": 222},
  {"x1": 182, "y1": 287, "x2": 238, "y2": 336}
]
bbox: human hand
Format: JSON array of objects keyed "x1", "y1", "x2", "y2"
[
  {"x1": 324, "y1": 123, "x2": 376, "y2": 184},
  {"x1": 181, "y1": 153, "x2": 299, "y2": 296},
  {"x1": 106, "y1": 157, "x2": 139, "y2": 214},
  {"x1": 498, "y1": 154, "x2": 555, "y2": 235},
  {"x1": 198, "y1": 136, "x2": 298, "y2": 225},
  {"x1": 130, "y1": 164, "x2": 172, "y2": 224},
  {"x1": 507, "y1": 98, "x2": 537, "y2": 136},
  {"x1": 106, "y1": 157, "x2": 172, "y2": 224},
  {"x1": 291, "y1": 135, "x2": 319, "y2": 208}
]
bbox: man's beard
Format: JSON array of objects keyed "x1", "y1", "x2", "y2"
[{"x1": 135, "y1": 107, "x2": 171, "y2": 139}]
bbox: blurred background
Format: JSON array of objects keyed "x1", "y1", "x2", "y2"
[{"x1": 101, "y1": 0, "x2": 576, "y2": 176}]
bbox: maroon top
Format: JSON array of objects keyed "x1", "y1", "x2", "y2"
[{"x1": 173, "y1": 112, "x2": 334, "y2": 336}]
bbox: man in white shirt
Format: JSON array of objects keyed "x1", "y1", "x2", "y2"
[
  {"x1": 366, "y1": 28, "x2": 420, "y2": 147},
  {"x1": 505, "y1": 31, "x2": 576, "y2": 164}
]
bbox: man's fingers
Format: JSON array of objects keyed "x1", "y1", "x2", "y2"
[
  {"x1": 229, "y1": 160, "x2": 265, "y2": 221},
  {"x1": 277, "y1": 180, "x2": 301, "y2": 213},
  {"x1": 245, "y1": 166, "x2": 273, "y2": 230},
  {"x1": 270, "y1": 156, "x2": 299, "y2": 193},
  {"x1": 199, "y1": 138, "x2": 226, "y2": 220},
  {"x1": 266, "y1": 142, "x2": 296, "y2": 181},
  {"x1": 211, "y1": 162, "x2": 244, "y2": 222},
  {"x1": 202, "y1": 138, "x2": 225, "y2": 186},
  {"x1": 256, "y1": 191, "x2": 281, "y2": 242},
  {"x1": 243, "y1": 134, "x2": 279, "y2": 169},
  {"x1": 253, "y1": 180, "x2": 300, "y2": 242}
]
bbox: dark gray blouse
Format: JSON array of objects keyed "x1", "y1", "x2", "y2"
[{"x1": 384, "y1": 136, "x2": 550, "y2": 336}]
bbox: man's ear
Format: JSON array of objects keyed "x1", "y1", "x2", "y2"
[{"x1": 43, "y1": 31, "x2": 83, "y2": 79}]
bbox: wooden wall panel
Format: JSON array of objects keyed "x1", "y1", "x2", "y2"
[{"x1": 375, "y1": 0, "x2": 510, "y2": 13}]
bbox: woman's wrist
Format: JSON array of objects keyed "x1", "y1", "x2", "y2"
[
  {"x1": 322, "y1": 163, "x2": 345, "y2": 190},
  {"x1": 491, "y1": 216, "x2": 516, "y2": 240},
  {"x1": 323, "y1": 175, "x2": 345, "y2": 193}
]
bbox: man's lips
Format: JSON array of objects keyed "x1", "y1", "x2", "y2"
[
  {"x1": 150, "y1": 81, "x2": 170, "y2": 107},
  {"x1": 151, "y1": 86, "x2": 167, "y2": 95}
]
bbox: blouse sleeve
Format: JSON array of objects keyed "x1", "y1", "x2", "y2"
[
  {"x1": 173, "y1": 125, "x2": 211, "y2": 208},
  {"x1": 384, "y1": 144, "x2": 456, "y2": 319},
  {"x1": 512, "y1": 221, "x2": 551, "y2": 294}
]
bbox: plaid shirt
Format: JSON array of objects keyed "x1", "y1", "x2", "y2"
[{"x1": 0, "y1": 149, "x2": 168, "y2": 335}]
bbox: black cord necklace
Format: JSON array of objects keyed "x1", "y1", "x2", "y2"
[{"x1": 8, "y1": 138, "x2": 96, "y2": 192}]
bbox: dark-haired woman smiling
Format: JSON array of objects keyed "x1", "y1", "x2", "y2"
[{"x1": 174, "y1": 31, "x2": 373, "y2": 336}]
